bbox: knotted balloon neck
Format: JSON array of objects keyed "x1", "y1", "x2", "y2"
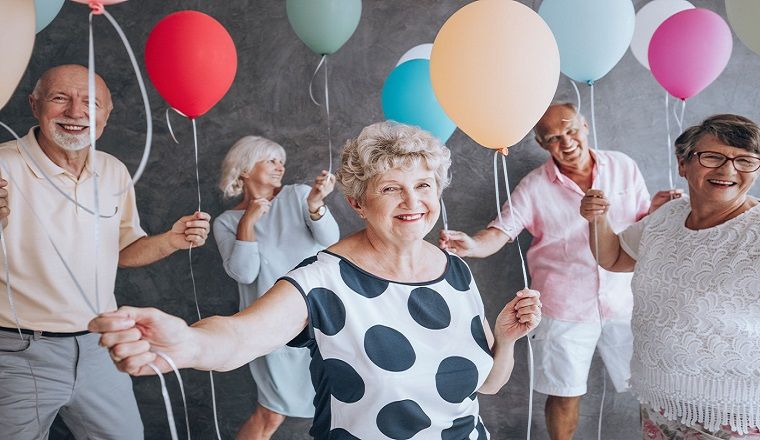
[{"x1": 87, "y1": 1, "x2": 106, "y2": 15}]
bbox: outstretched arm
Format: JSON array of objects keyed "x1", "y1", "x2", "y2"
[
  {"x1": 89, "y1": 279, "x2": 308, "y2": 375},
  {"x1": 439, "y1": 227, "x2": 511, "y2": 258}
]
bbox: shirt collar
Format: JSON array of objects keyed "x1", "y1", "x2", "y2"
[
  {"x1": 18, "y1": 127, "x2": 96, "y2": 180},
  {"x1": 542, "y1": 149, "x2": 605, "y2": 186}
]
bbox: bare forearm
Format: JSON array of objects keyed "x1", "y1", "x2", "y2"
[
  {"x1": 118, "y1": 234, "x2": 176, "y2": 268},
  {"x1": 470, "y1": 228, "x2": 511, "y2": 258},
  {"x1": 588, "y1": 218, "x2": 623, "y2": 270},
  {"x1": 190, "y1": 285, "x2": 308, "y2": 372},
  {"x1": 479, "y1": 339, "x2": 516, "y2": 394}
]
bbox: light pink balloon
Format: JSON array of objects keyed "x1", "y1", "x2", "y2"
[{"x1": 648, "y1": 8, "x2": 732, "y2": 100}]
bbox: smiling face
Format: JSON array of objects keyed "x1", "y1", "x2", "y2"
[
  {"x1": 678, "y1": 134, "x2": 760, "y2": 205},
  {"x1": 352, "y1": 165, "x2": 440, "y2": 244},
  {"x1": 534, "y1": 105, "x2": 592, "y2": 170},
  {"x1": 244, "y1": 155, "x2": 285, "y2": 190},
  {"x1": 30, "y1": 65, "x2": 112, "y2": 153}
]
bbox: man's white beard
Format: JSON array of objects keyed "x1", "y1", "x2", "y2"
[{"x1": 50, "y1": 120, "x2": 91, "y2": 151}]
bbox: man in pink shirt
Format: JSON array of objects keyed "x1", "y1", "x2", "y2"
[{"x1": 440, "y1": 103, "x2": 677, "y2": 439}]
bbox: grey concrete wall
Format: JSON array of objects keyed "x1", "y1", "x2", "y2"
[{"x1": 1, "y1": 0, "x2": 758, "y2": 439}]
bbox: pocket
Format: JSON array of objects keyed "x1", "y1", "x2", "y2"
[{"x1": 0, "y1": 331, "x2": 32, "y2": 353}]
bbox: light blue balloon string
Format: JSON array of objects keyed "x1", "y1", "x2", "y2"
[
  {"x1": 155, "y1": 351, "x2": 191, "y2": 440},
  {"x1": 308, "y1": 55, "x2": 334, "y2": 174},
  {"x1": 147, "y1": 363, "x2": 179, "y2": 440},
  {"x1": 492, "y1": 151, "x2": 534, "y2": 440},
  {"x1": 88, "y1": 12, "x2": 102, "y2": 313},
  {"x1": 440, "y1": 196, "x2": 448, "y2": 231},
  {"x1": 585, "y1": 86, "x2": 608, "y2": 440}
]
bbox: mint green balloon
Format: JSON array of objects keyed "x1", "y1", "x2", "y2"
[{"x1": 286, "y1": 0, "x2": 362, "y2": 55}]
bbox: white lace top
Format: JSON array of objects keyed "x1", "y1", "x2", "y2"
[{"x1": 619, "y1": 197, "x2": 760, "y2": 435}]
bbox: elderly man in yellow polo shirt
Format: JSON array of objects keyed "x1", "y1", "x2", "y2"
[{"x1": 0, "y1": 64, "x2": 211, "y2": 439}]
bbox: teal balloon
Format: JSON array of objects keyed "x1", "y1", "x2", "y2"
[
  {"x1": 286, "y1": 0, "x2": 362, "y2": 55},
  {"x1": 35, "y1": 0, "x2": 65, "y2": 33},
  {"x1": 539, "y1": 0, "x2": 634, "y2": 84},
  {"x1": 382, "y1": 59, "x2": 456, "y2": 143}
]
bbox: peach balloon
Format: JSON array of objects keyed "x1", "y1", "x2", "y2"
[
  {"x1": 430, "y1": 0, "x2": 559, "y2": 149},
  {"x1": 0, "y1": 0, "x2": 35, "y2": 111}
]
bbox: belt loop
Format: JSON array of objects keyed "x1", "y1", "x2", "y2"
[{"x1": 33, "y1": 330, "x2": 42, "y2": 341}]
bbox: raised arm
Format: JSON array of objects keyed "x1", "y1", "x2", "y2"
[
  {"x1": 580, "y1": 189, "x2": 635, "y2": 272},
  {"x1": 89, "y1": 279, "x2": 308, "y2": 375},
  {"x1": 479, "y1": 288, "x2": 541, "y2": 394}
]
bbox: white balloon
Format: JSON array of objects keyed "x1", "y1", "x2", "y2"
[
  {"x1": 396, "y1": 43, "x2": 433, "y2": 66},
  {"x1": 630, "y1": 0, "x2": 694, "y2": 70}
]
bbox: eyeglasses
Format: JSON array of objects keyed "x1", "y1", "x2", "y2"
[{"x1": 691, "y1": 151, "x2": 760, "y2": 173}]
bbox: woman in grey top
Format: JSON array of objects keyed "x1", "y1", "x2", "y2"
[{"x1": 213, "y1": 136, "x2": 339, "y2": 439}]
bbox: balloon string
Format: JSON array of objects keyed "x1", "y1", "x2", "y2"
[
  {"x1": 166, "y1": 108, "x2": 180, "y2": 144},
  {"x1": 665, "y1": 93, "x2": 674, "y2": 190},
  {"x1": 309, "y1": 55, "x2": 326, "y2": 106},
  {"x1": 324, "y1": 56, "x2": 333, "y2": 175},
  {"x1": 307, "y1": 55, "x2": 334, "y2": 174},
  {"x1": 101, "y1": 9, "x2": 153, "y2": 196},
  {"x1": 586, "y1": 98, "x2": 608, "y2": 440},
  {"x1": 189, "y1": 119, "x2": 223, "y2": 440},
  {"x1": 493, "y1": 151, "x2": 533, "y2": 439},
  {"x1": 88, "y1": 12, "x2": 102, "y2": 312},
  {"x1": 154, "y1": 351, "x2": 191, "y2": 440},
  {"x1": 679, "y1": 99, "x2": 687, "y2": 133},
  {"x1": 0, "y1": 122, "x2": 116, "y2": 218},
  {"x1": 0, "y1": 226, "x2": 42, "y2": 437},
  {"x1": 570, "y1": 79, "x2": 581, "y2": 112},
  {"x1": 147, "y1": 363, "x2": 179, "y2": 440},
  {"x1": 589, "y1": 82, "x2": 599, "y2": 150},
  {"x1": 440, "y1": 196, "x2": 448, "y2": 231}
]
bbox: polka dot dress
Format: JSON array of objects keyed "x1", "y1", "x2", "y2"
[{"x1": 281, "y1": 250, "x2": 494, "y2": 439}]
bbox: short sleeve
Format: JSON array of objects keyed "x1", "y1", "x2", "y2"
[
  {"x1": 279, "y1": 254, "x2": 322, "y2": 347},
  {"x1": 619, "y1": 219, "x2": 646, "y2": 261},
  {"x1": 485, "y1": 180, "x2": 532, "y2": 240},
  {"x1": 117, "y1": 168, "x2": 147, "y2": 250}
]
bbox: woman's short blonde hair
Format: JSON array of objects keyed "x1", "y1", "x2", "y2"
[
  {"x1": 336, "y1": 121, "x2": 451, "y2": 201},
  {"x1": 218, "y1": 136, "x2": 286, "y2": 199}
]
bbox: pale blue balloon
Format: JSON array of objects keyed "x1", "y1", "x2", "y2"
[
  {"x1": 35, "y1": 0, "x2": 65, "y2": 33},
  {"x1": 539, "y1": 0, "x2": 635, "y2": 84},
  {"x1": 382, "y1": 59, "x2": 456, "y2": 144}
]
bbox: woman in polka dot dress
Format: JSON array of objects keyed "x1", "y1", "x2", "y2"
[{"x1": 90, "y1": 121, "x2": 542, "y2": 440}]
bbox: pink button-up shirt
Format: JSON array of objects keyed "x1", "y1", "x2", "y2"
[{"x1": 488, "y1": 150, "x2": 650, "y2": 322}]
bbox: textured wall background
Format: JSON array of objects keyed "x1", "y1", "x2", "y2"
[{"x1": 1, "y1": 0, "x2": 758, "y2": 439}]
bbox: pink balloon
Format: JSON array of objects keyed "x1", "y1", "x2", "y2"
[
  {"x1": 70, "y1": 0, "x2": 127, "y2": 14},
  {"x1": 648, "y1": 8, "x2": 732, "y2": 100}
]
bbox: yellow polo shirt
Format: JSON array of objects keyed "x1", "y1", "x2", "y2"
[{"x1": 0, "y1": 128, "x2": 146, "y2": 332}]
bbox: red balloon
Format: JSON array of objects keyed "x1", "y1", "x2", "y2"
[{"x1": 145, "y1": 11, "x2": 237, "y2": 119}]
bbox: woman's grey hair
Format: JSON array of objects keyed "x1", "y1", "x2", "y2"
[
  {"x1": 218, "y1": 136, "x2": 286, "y2": 199},
  {"x1": 336, "y1": 121, "x2": 452, "y2": 201},
  {"x1": 675, "y1": 114, "x2": 760, "y2": 160}
]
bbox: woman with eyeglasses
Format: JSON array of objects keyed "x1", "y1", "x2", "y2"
[{"x1": 580, "y1": 114, "x2": 760, "y2": 439}]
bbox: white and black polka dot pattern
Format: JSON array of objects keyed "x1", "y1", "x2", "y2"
[{"x1": 282, "y1": 250, "x2": 493, "y2": 439}]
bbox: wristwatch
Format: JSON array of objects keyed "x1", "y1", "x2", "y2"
[{"x1": 309, "y1": 204, "x2": 326, "y2": 220}]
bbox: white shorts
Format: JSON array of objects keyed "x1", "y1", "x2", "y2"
[{"x1": 530, "y1": 316, "x2": 632, "y2": 397}]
